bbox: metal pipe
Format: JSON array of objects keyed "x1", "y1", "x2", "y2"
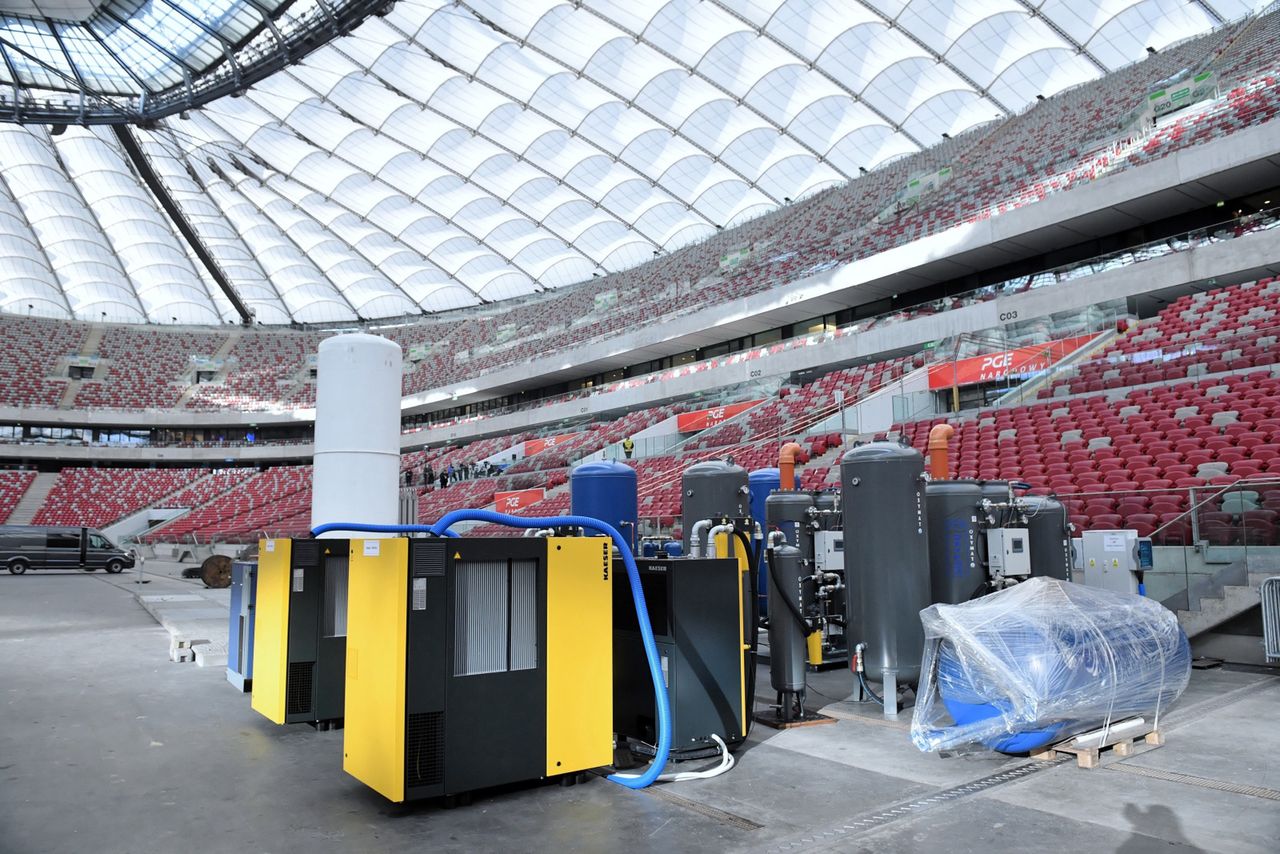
[
  {"x1": 778, "y1": 442, "x2": 805, "y2": 490},
  {"x1": 928, "y1": 423, "x2": 954, "y2": 480},
  {"x1": 707, "y1": 524, "x2": 736, "y2": 558},
  {"x1": 690, "y1": 519, "x2": 713, "y2": 558}
]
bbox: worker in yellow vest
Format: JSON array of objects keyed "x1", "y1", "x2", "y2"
[{"x1": 622, "y1": 436, "x2": 635, "y2": 459}]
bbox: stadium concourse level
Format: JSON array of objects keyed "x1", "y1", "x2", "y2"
[{"x1": 2, "y1": 11, "x2": 1280, "y2": 413}]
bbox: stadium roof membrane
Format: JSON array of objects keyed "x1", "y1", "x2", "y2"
[{"x1": 0, "y1": 0, "x2": 1264, "y2": 324}]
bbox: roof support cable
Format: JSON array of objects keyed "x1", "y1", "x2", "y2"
[{"x1": 112, "y1": 123, "x2": 253, "y2": 323}]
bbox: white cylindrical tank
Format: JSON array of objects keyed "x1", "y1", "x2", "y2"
[{"x1": 311, "y1": 333, "x2": 402, "y2": 538}]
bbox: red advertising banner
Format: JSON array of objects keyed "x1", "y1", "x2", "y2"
[
  {"x1": 927, "y1": 334, "x2": 1097, "y2": 390},
  {"x1": 493, "y1": 488, "x2": 545, "y2": 511},
  {"x1": 676, "y1": 400, "x2": 763, "y2": 432},
  {"x1": 523, "y1": 434, "x2": 578, "y2": 456}
]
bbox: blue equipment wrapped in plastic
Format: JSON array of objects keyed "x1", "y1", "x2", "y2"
[{"x1": 911, "y1": 577, "x2": 1190, "y2": 754}]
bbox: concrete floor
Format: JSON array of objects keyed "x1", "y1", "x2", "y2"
[{"x1": 2, "y1": 567, "x2": 1278, "y2": 854}]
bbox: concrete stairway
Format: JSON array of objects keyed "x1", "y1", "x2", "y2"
[
  {"x1": 56, "y1": 325, "x2": 108, "y2": 409},
  {"x1": 1163, "y1": 548, "x2": 1280, "y2": 639},
  {"x1": 993, "y1": 329, "x2": 1118, "y2": 408},
  {"x1": 7, "y1": 472, "x2": 59, "y2": 524},
  {"x1": 140, "y1": 472, "x2": 252, "y2": 541},
  {"x1": 173, "y1": 329, "x2": 243, "y2": 409}
]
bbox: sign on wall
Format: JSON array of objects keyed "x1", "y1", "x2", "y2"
[
  {"x1": 523, "y1": 433, "x2": 578, "y2": 456},
  {"x1": 927, "y1": 334, "x2": 1097, "y2": 389},
  {"x1": 676, "y1": 400, "x2": 763, "y2": 432},
  {"x1": 493, "y1": 488, "x2": 545, "y2": 511}
]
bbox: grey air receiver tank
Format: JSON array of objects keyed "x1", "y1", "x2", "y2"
[
  {"x1": 840, "y1": 441, "x2": 930, "y2": 686},
  {"x1": 1022, "y1": 495, "x2": 1072, "y2": 581},
  {"x1": 681, "y1": 459, "x2": 750, "y2": 547},
  {"x1": 925, "y1": 480, "x2": 986, "y2": 605},
  {"x1": 765, "y1": 491, "x2": 815, "y2": 717}
]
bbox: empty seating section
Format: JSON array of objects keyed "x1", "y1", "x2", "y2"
[
  {"x1": 691, "y1": 358, "x2": 913, "y2": 450},
  {"x1": 504, "y1": 406, "x2": 681, "y2": 474},
  {"x1": 1044, "y1": 278, "x2": 1280, "y2": 397},
  {"x1": 2, "y1": 12, "x2": 1279, "y2": 414},
  {"x1": 184, "y1": 331, "x2": 321, "y2": 412},
  {"x1": 893, "y1": 368, "x2": 1280, "y2": 545},
  {"x1": 148, "y1": 466, "x2": 312, "y2": 540},
  {"x1": 0, "y1": 316, "x2": 82, "y2": 407},
  {"x1": 0, "y1": 470, "x2": 35, "y2": 522},
  {"x1": 74, "y1": 327, "x2": 226, "y2": 409},
  {"x1": 153, "y1": 468, "x2": 257, "y2": 509},
  {"x1": 14, "y1": 331, "x2": 1280, "y2": 542},
  {"x1": 31, "y1": 467, "x2": 203, "y2": 528}
]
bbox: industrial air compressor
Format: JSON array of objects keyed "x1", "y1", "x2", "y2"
[
  {"x1": 342, "y1": 535, "x2": 614, "y2": 803},
  {"x1": 250, "y1": 537, "x2": 348, "y2": 728}
]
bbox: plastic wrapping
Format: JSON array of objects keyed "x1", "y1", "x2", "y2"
[{"x1": 911, "y1": 577, "x2": 1190, "y2": 754}]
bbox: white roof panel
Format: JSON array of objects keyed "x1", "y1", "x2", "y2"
[{"x1": 0, "y1": 0, "x2": 1267, "y2": 323}]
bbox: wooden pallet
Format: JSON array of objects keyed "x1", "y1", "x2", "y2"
[
  {"x1": 1030, "y1": 723, "x2": 1163, "y2": 769},
  {"x1": 753, "y1": 711, "x2": 837, "y2": 730}
]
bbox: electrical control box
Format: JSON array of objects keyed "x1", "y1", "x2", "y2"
[
  {"x1": 986, "y1": 528, "x2": 1031, "y2": 579},
  {"x1": 1080, "y1": 529, "x2": 1140, "y2": 595},
  {"x1": 813, "y1": 530, "x2": 844, "y2": 574}
]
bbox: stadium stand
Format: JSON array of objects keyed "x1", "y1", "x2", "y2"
[
  {"x1": 31, "y1": 468, "x2": 205, "y2": 529},
  {"x1": 0, "y1": 470, "x2": 35, "y2": 522},
  {"x1": 1, "y1": 12, "x2": 1279, "y2": 417},
  {"x1": 1043, "y1": 277, "x2": 1280, "y2": 397}
]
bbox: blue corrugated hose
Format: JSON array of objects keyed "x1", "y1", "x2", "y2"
[{"x1": 309, "y1": 514, "x2": 671, "y2": 789}]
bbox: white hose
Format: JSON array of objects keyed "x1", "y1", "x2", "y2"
[
  {"x1": 613, "y1": 733, "x2": 735, "y2": 783},
  {"x1": 657, "y1": 734, "x2": 735, "y2": 782}
]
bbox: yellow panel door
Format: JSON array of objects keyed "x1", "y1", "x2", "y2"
[
  {"x1": 343, "y1": 537, "x2": 409, "y2": 802},
  {"x1": 545, "y1": 537, "x2": 613, "y2": 777},
  {"x1": 250, "y1": 539, "x2": 291, "y2": 725}
]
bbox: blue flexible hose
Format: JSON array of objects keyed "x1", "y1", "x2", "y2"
[{"x1": 309, "y1": 513, "x2": 671, "y2": 789}]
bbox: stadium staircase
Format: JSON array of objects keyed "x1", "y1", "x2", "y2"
[
  {"x1": 1168, "y1": 555, "x2": 1277, "y2": 640},
  {"x1": 7, "y1": 472, "x2": 58, "y2": 524},
  {"x1": 140, "y1": 471, "x2": 259, "y2": 540},
  {"x1": 174, "y1": 329, "x2": 243, "y2": 409},
  {"x1": 57, "y1": 325, "x2": 108, "y2": 409},
  {"x1": 992, "y1": 330, "x2": 1120, "y2": 408}
]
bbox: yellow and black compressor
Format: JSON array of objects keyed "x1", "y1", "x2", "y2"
[
  {"x1": 343, "y1": 535, "x2": 613, "y2": 802},
  {"x1": 251, "y1": 538, "x2": 348, "y2": 728},
  {"x1": 613, "y1": 552, "x2": 751, "y2": 760}
]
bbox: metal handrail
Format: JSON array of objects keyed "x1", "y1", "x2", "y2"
[{"x1": 1147, "y1": 476, "x2": 1280, "y2": 538}]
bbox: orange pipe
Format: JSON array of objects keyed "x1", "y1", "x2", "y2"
[
  {"x1": 927, "y1": 423, "x2": 954, "y2": 480},
  {"x1": 778, "y1": 442, "x2": 804, "y2": 490}
]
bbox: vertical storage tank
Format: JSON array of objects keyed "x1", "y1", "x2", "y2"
[
  {"x1": 925, "y1": 480, "x2": 986, "y2": 605},
  {"x1": 1022, "y1": 495, "x2": 1072, "y2": 581},
  {"x1": 311, "y1": 333, "x2": 402, "y2": 537},
  {"x1": 840, "y1": 442, "x2": 930, "y2": 684},
  {"x1": 570, "y1": 460, "x2": 639, "y2": 549},
  {"x1": 749, "y1": 468, "x2": 781, "y2": 616},
  {"x1": 748, "y1": 468, "x2": 781, "y2": 530},
  {"x1": 681, "y1": 459, "x2": 749, "y2": 551}
]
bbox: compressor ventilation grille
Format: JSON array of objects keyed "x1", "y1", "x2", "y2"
[
  {"x1": 405, "y1": 711, "x2": 444, "y2": 788},
  {"x1": 292, "y1": 540, "x2": 320, "y2": 566},
  {"x1": 412, "y1": 541, "x2": 445, "y2": 577},
  {"x1": 286, "y1": 662, "x2": 313, "y2": 716}
]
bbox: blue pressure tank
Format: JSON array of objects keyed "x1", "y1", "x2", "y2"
[
  {"x1": 749, "y1": 468, "x2": 781, "y2": 617},
  {"x1": 571, "y1": 460, "x2": 639, "y2": 550},
  {"x1": 227, "y1": 560, "x2": 257, "y2": 692},
  {"x1": 663, "y1": 541, "x2": 683, "y2": 557},
  {"x1": 933, "y1": 621, "x2": 1191, "y2": 753}
]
